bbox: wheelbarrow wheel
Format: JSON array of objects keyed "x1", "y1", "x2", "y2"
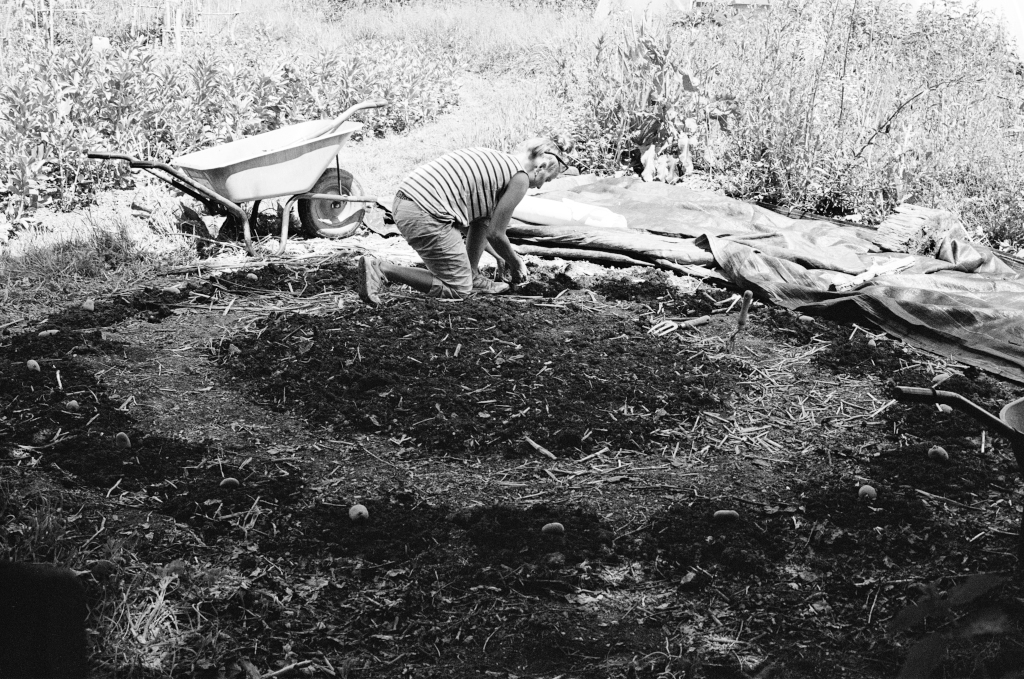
[{"x1": 298, "y1": 167, "x2": 366, "y2": 239}]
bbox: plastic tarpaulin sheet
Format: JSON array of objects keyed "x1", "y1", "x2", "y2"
[{"x1": 508, "y1": 176, "x2": 1024, "y2": 383}]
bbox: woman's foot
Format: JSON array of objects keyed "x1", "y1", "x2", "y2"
[
  {"x1": 358, "y1": 256, "x2": 387, "y2": 305},
  {"x1": 472, "y1": 272, "x2": 509, "y2": 295}
]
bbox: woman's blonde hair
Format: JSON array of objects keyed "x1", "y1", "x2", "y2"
[
  {"x1": 521, "y1": 131, "x2": 574, "y2": 160},
  {"x1": 521, "y1": 133, "x2": 574, "y2": 173}
]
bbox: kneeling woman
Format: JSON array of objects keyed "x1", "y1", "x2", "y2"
[{"x1": 358, "y1": 138, "x2": 569, "y2": 305}]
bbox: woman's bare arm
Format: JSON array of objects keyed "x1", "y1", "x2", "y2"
[{"x1": 485, "y1": 173, "x2": 530, "y2": 282}]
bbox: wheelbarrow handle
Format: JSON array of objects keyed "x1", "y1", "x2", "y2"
[
  {"x1": 324, "y1": 98, "x2": 389, "y2": 136},
  {"x1": 87, "y1": 150, "x2": 173, "y2": 174},
  {"x1": 85, "y1": 148, "x2": 253, "y2": 254},
  {"x1": 302, "y1": 192, "x2": 378, "y2": 203},
  {"x1": 87, "y1": 151, "x2": 176, "y2": 174},
  {"x1": 894, "y1": 386, "x2": 1016, "y2": 437},
  {"x1": 87, "y1": 151, "x2": 140, "y2": 163}
]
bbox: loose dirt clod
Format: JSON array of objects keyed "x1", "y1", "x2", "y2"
[
  {"x1": 89, "y1": 559, "x2": 116, "y2": 580},
  {"x1": 81, "y1": 298, "x2": 95, "y2": 312}
]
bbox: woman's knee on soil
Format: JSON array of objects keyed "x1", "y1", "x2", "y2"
[{"x1": 428, "y1": 275, "x2": 473, "y2": 300}]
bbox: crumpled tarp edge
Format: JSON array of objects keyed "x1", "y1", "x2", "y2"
[{"x1": 790, "y1": 292, "x2": 1024, "y2": 385}]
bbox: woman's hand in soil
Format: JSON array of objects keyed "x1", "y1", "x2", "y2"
[
  {"x1": 494, "y1": 257, "x2": 510, "y2": 282},
  {"x1": 511, "y1": 260, "x2": 530, "y2": 285}
]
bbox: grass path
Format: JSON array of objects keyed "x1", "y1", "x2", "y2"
[{"x1": 340, "y1": 71, "x2": 564, "y2": 199}]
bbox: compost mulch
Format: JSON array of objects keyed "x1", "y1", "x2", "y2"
[
  {"x1": 4, "y1": 254, "x2": 1024, "y2": 678},
  {"x1": 222, "y1": 292, "x2": 746, "y2": 459}
]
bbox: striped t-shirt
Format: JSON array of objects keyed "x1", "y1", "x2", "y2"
[{"x1": 397, "y1": 148, "x2": 526, "y2": 227}]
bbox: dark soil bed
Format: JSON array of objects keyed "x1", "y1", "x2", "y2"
[
  {"x1": 5, "y1": 256, "x2": 1024, "y2": 679},
  {"x1": 221, "y1": 294, "x2": 748, "y2": 459}
]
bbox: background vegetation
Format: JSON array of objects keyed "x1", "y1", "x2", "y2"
[{"x1": 3, "y1": 0, "x2": 1023, "y2": 249}]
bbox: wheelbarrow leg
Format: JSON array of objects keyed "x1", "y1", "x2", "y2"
[
  {"x1": 279, "y1": 196, "x2": 300, "y2": 255},
  {"x1": 241, "y1": 222, "x2": 254, "y2": 256},
  {"x1": 245, "y1": 200, "x2": 261, "y2": 255}
]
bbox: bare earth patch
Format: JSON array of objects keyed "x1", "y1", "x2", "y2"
[{"x1": 4, "y1": 247, "x2": 1024, "y2": 678}]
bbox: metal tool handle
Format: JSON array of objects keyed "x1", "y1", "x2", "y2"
[
  {"x1": 87, "y1": 151, "x2": 177, "y2": 174},
  {"x1": 894, "y1": 386, "x2": 1014, "y2": 437},
  {"x1": 324, "y1": 99, "x2": 389, "y2": 136},
  {"x1": 87, "y1": 151, "x2": 177, "y2": 173},
  {"x1": 893, "y1": 386, "x2": 959, "y2": 404},
  {"x1": 87, "y1": 151, "x2": 138, "y2": 162},
  {"x1": 302, "y1": 192, "x2": 377, "y2": 203}
]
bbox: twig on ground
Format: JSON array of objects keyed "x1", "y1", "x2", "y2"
[
  {"x1": 524, "y1": 436, "x2": 557, "y2": 460},
  {"x1": 914, "y1": 488, "x2": 985, "y2": 511},
  {"x1": 263, "y1": 659, "x2": 314, "y2": 678}
]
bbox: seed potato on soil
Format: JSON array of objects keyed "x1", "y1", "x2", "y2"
[{"x1": 3, "y1": 256, "x2": 1024, "y2": 679}]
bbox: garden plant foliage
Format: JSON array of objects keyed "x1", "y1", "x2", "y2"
[
  {"x1": 2, "y1": 0, "x2": 1024, "y2": 251},
  {"x1": 0, "y1": 21, "x2": 457, "y2": 212},
  {"x1": 556, "y1": 0, "x2": 1024, "y2": 247}
]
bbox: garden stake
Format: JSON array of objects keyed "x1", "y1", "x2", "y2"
[{"x1": 727, "y1": 290, "x2": 754, "y2": 351}]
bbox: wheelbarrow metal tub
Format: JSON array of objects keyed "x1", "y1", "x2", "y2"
[
  {"x1": 173, "y1": 120, "x2": 363, "y2": 203},
  {"x1": 1005, "y1": 397, "x2": 1024, "y2": 445}
]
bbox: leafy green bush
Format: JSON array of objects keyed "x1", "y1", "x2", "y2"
[
  {"x1": 0, "y1": 31, "x2": 458, "y2": 213},
  {"x1": 561, "y1": 0, "x2": 1024, "y2": 248}
]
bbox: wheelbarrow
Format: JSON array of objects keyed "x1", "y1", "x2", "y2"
[
  {"x1": 895, "y1": 385, "x2": 1024, "y2": 561},
  {"x1": 87, "y1": 98, "x2": 387, "y2": 256}
]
